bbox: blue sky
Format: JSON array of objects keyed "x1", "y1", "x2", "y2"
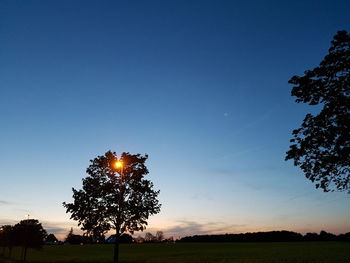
[{"x1": 1, "y1": 0, "x2": 350, "y2": 239}]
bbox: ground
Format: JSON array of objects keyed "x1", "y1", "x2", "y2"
[{"x1": 1, "y1": 242, "x2": 350, "y2": 263}]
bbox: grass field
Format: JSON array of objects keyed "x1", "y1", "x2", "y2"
[{"x1": 1, "y1": 242, "x2": 350, "y2": 263}]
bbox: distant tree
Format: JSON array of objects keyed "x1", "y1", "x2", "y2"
[
  {"x1": 144, "y1": 232, "x2": 155, "y2": 242},
  {"x1": 155, "y1": 231, "x2": 164, "y2": 242},
  {"x1": 178, "y1": 230, "x2": 350, "y2": 242},
  {"x1": 64, "y1": 228, "x2": 89, "y2": 244},
  {"x1": 286, "y1": 30, "x2": 350, "y2": 192},
  {"x1": 133, "y1": 235, "x2": 145, "y2": 243},
  {"x1": 45, "y1": 233, "x2": 58, "y2": 243},
  {"x1": 319, "y1": 230, "x2": 336, "y2": 241},
  {"x1": 179, "y1": 231, "x2": 304, "y2": 242},
  {"x1": 66, "y1": 227, "x2": 73, "y2": 240},
  {"x1": 63, "y1": 151, "x2": 161, "y2": 263},
  {"x1": 13, "y1": 219, "x2": 47, "y2": 261},
  {"x1": 338, "y1": 232, "x2": 350, "y2": 241},
  {"x1": 304, "y1": 232, "x2": 319, "y2": 241},
  {"x1": 165, "y1": 236, "x2": 174, "y2": 243}
]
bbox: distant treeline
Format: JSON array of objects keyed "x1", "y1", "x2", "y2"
[{"x1": 178, "y1": 230, "x2": 350, "y2": 242}]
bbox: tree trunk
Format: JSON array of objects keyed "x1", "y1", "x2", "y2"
[
  {"x1": 23, "y1": 246, "x2": 27, "y2": 261},
  {"x1": 21, "y1": 247, "x2": 24, "y2": 261},
  {"x1": 113, "y1": 232, "x2": 120, "y2": 263}
]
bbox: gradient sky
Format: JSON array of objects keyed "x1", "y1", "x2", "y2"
[{"x1": 1, "y1": 0, "x2": 350, "y2": 240}]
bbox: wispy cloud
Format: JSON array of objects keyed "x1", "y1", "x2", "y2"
[
  {"x1": 41, "y1": 221, "x2": 76, "y2": 233},
  {"x1": 229, "y1": 103, "x2": 283, "y2": 138},
  {"x1": 229, "y1": 111, "x2": 272, "y2": 137},
  {"x1": 40, "y1": 221, "x2": 82, "y2": 240},
  {"x1": 0, "y1": 200, "x2": 12, "y2": 205},
  {"x1": 0, "y1": 219, "x2": 74, "y2": 239},
  {"x1": 190, "y1": 193, "x2": 215, "y2": 202},
  {"x1": 158, "y1": 220, "x2": 246, "y2": 238}
]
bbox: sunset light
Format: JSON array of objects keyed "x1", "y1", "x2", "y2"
[{"x1": 114, "y1": 161, "x2": 123, "y2": 168}]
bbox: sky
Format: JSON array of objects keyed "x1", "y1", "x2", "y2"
[{"x1": 1, "y1": 0, "x2": 350, "y2": 240}]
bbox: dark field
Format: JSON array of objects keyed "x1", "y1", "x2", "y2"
[{"x1": 2, "y1": 242, "x2": 350, "y2": 263}]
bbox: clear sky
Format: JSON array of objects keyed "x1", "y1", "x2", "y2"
[{"x1": 1, "y1": 0, "x2": 350, "y2": 240}]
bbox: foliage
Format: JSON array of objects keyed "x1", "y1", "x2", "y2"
[
  {"x1": 155, "y1": 231, "x2": 164, "y2": 242},
  {"x1": 0, "y1": 225, "x2": 15, "y2": 256},
  {"x1": 286, "y1": 30, "x2": 350, "y2": 192},
  {"x1": 64, "y1": 228, "x2": 90, "y2": 245},
  {"x1": 140, "y1": 231, "x2": 165, "y2": 243},
  {"x1": 11, "y1": 219, "x2": 47, "y2": 261},
  {"x1": 144, "y1": 232, "x2": 155, "y2": 243},
  {"x1": 63, "y1": 151, "x2": 161, "y2": 262},
  {"x1": 13, "y1": 220, "x2": 47, "y2": 249},
  {"x1": 178, "y1": 230, "x2": 348, "y2": 242},
  {"x1": 45, "y1": 234, "x2": 58, "y2": 243},
  {"x1": 133, "y1": 235, "x2": 145, "y2": 243}
]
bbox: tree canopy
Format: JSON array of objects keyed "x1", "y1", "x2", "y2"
[
  {"x1": 286, "y1": 30, "x2": 350, "y2": 192},
  {"x1": 0, "y1": 225, "x2": 15, "y2": 257},
  {"x1": 12, "y1": 219, "x2": 47, "y2": 261},
  {"x1": 63, "y1": 151, "x2": 161, "y2": 263},
  {"x1": 45, "y1": 233, "x2": 58, "y2": 243}
]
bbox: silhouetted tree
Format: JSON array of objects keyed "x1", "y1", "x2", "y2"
[
  {"x1": 64, "y1": 228, "x2": 89, "y2": 244},
  {"x1": 155, "y1": 231, "x2": 164, "y2": 242},
  {"x1": 65, "y1": 227, "x2": 73, "y2": 241},
  {"x1": 144, "y1": 232, "x2": 156, "y2": 242},
  {"x1": 133, "y1": 235, "x2": 145, "y2": 243},
  {"x1": 63, "y1": 171, "x2": 110, "y2": 243},
  {"x1": 63, "y1": 151, "x2": 161, "y2": 263},
  {"x1": 0, "y1": 225, "x2": 15, "y2": 257},
  {"x1": 179, "y1": 231, "x2": 304, "y2": 242},
  {"x1": 165, "y1": 236, "x2": 174, "y2": 243},
  {"x1": 45, "y1": 233, "x2": 58, "y2": 243},
  {"x1": 13, "y1": 219, "x2": 47, "y2": 261},
  {"x1": 0, "y1": 228, "x2": 3, "y2": 256},
  {"x1": 338, "y1": 232, "x2": 350, "y2": 241},
  {"x1": 286, "y1": 30, "x2": 350, "y2": 192},
  {"x1": 304, "y1": 232, "x2": 319, "y2": 241},
  {"x1": 319, "y1": 230, "x2": 336, "y2": 241}
]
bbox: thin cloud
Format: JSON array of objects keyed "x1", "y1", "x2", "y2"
[
  {"x1": 162, "y1": 220, "x2": 246, "y2": 237},
  {"x1": 166, "y1": 220, "x2": 205, "y2": 235},
  {"x1": 0, "y1": 219, "x2": 17, "y2": 225},
  {"x1": 0, "y1": 219, "x2": 73, "y2": 238},
  {"x1": 229, "y1": 104, "x2": 282, "y2": 138},
  {"x1": 40, "y1": 221, "x2": 82, "y2": 240},
  {"x1": 41, "y1": 221, "x2": 76, "y2": 233},
  {"x1": 190, "y1": 193, "x2": 215, "y2": 202}
]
